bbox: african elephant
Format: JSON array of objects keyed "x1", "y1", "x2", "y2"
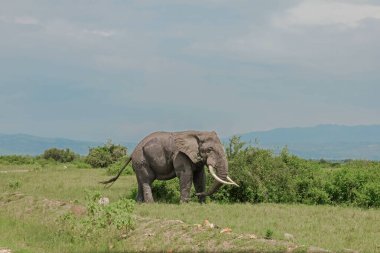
[{"x1": 101, "y1": 131, "x2": 238, "y2": 203}]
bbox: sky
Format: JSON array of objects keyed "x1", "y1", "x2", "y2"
[{"x1": 1, "y1": 0, "x2": 380, "y2": 142}]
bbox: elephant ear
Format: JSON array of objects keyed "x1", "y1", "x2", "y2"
[{"x1": 174, "y1": 133, "x2": 202, "y2": 164}]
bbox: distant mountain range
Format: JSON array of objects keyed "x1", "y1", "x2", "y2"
[
  {"x1": 1, "y1": 124, "x2": 380, "y2": 160},
  {"x1": 234, "y1": 124, "x2": 380, "y2": 160},
  {"x1": 0, "y1": 134, "x2": 135, "y2": 156}
]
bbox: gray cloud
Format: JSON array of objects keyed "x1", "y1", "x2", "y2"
[{"x1": 0, "y1": 0, "x2": 379, "y2": 141}]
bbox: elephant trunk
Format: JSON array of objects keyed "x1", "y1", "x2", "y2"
[{"x1": 204, "y1": 180, "x2": 223, "y2": 197}]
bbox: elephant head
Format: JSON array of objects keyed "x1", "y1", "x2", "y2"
[{"x1": 175, "y1": 131, "x2": 238, "y2": 197}]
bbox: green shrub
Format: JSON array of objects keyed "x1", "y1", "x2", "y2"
[
  {"x1": 152, "y1": 179, "x2": 181, "y2": 203},
  {"x1": 85, "y1": 191, "x2": 135, "y2": 231},
  {"x1": 59, "y1": 191, "x2": 135, "y2": 240},
  {"x1": 265, "y1": 228, "x2": 274, "y2": 239},
  {"x1": 211, "y1": 136, "x2": 380, "y2": 208},
  {"x1": 42, "y1": 148, "x2": 78, "y2": 163},
  {"x1": 304, "y1": 187, "x2": 331, "y2": 205},
  {"x1": 212, "y1": 139, "x2": 303, "y2": 204},
  {"x1": 355, "y1": 182, "x2": 380, "y2": 208},
  {"x1": 129, "y1": 178, "x2": 192, "y2": 203},
  {"x1": 324, "y1": 165, "x2": 380, "y2": 208},
  {"x1": 72, "y1": 158, "x2": 92, "y2": 169},
  {"x1": 8, "y1": 180, "x2": 21, "y2": 190},
  {"x1": 85, "y1": 146, "x2": 113, "y2": 168},
  {"x1": 85, "y1": 141, "x2": 127, "y2": 168},
  {"x1": 106, "y1": 159, "x2": 133, "y2": 176},
  {"x1": 0, "y1": 155, "x2": 36, "y2": 165},
  {"x1": 328, "y1": 168, "x2": 370, "y2": 204}
]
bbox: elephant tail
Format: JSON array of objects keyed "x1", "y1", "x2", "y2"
[{"x1": 99, "y1": 157, "x2": 132, "y2": 188}]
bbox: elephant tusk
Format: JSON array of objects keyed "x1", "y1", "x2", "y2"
[
  {"x1": 227, "y1": 176, "x2": 239, "y2": 187},
  {"x1": 208, "y1": 165, "x2": 236, "y2": 185}
]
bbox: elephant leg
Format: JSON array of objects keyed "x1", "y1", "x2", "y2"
[
  {"x1": 142, "y1": 182, "x2": 154, "y2": 203},
  {"x1": 179, "y1": 170, "x2": 193, "y2": 203},
  {"x1": 135, "y1": 182, "x2": 144, "y2": 203},
  {"x1": 174, "y1": 153, "x2": 194, "y2": 203},
  {"x1": 193, "y1": 168, "x2": 206, "y2": 203},
  {"x1": 135, "y1": 163, "x2": 155, "y2": 203}
]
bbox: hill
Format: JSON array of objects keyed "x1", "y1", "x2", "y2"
[
  {"x1": 235, "y1": 124, "x2": 380, "y2": 160},
  {"x1": 0, "y1": 133, "x2": 138, "y2": 156},
  {"x1": 2, "y1": 125, "x2": 380, "y2": 159},
  {"x1": 0, "y1": 134, "x2": 102, "y2": 155}
]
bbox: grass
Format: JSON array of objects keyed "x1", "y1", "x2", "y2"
[
  {"x1": 0, "y1": 163, "x2": 136, "y2": 203},
  {"x1": 1, "y1": 164, "x2": 380, "y2": 252},
  {"x1": 135, "y1": 203, "x2": 380, "y2": 252},
  {"x1": 0, "y1": 193, "x2": 290, "y2": 253}
]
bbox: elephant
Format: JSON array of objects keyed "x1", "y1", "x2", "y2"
[{"x1": 100, "y1": 130, "x2": 238, "y2": 203}]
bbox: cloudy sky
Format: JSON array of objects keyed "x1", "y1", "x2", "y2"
[{"x1": 1, "y1": 0, "x2": 380, "y2": 142}]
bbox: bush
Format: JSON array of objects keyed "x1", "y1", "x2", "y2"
[
  {"x1": 356, "y1": 182, "x2": 380, "y2": 208},
  {"x1": 211, "y1": 136, "x2": 380, "y2": 208},
  {"x1": 325, "y1": 166, "x2": 380, "y2": 208},
  {"x1": 129, "y1": 178, "x2": 196, "y2": 203},
  {"x1": 72, "y1": 158, "x2": 92, "y2": 169},
  {"x1": 212, "y1": 139, "x2": 303, "y2": 204},
  {"x1": 152, "y1": 179, "x2": 181, "y2": 203},
  {"x1": 106, "y1": 159, "x2": 134, "y2": 176},
  {"x1": 8, "y1": 180, "x2": 21, "y2": 190},
  {"x1": 0, "y1": 155, "x2": 36, "y2": 165},
  {"x1": 85, "y1": 191, "x2": 135, "y2": 231},
  {"x1": 304, "y1": 187, "x2": 331, "y2": 205},
  {"x1": 85, "y1": 141, "x2": 127, "y2": 168},
  {"x1": 59, "y1": 191, "x2": 135, "y2": 240},
  {"x1": 42, "y1": 148, "x2": 77, "y2": 163},
  {"x1": 85, "y1": 146, "x2": 113, "y2": 168},
  {"x1": 265, "y1": 229, "x2": 274, "y2": 239}
]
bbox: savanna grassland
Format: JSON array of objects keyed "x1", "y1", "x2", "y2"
[{"x1": 1, "y1": 141, "x2": 380, "y2": 252}]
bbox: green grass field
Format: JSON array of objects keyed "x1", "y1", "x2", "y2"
[{"x1": 1, "y1": 164, "x2": 379, "y2": 252}]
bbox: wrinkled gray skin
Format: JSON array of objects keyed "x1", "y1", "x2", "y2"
[{"x1": 101, "y1": 131, "x2": 233, "y2": 203}]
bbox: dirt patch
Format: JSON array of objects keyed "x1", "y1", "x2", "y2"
[
  {"x1": 0, "y1": 170, "x2": 29, "y2": 173},
  {"x1": 0, "y1": 192, "x2": 85, "y2": 218},
  {"x1": 126, "y1": 216, "x2": 303, "y2": 252},
  {"x1": 0, "y1": 192, "x2": 25, "y2": 205},
  {"x1": 0, "y1": 249, "x2": 12, "y2": 253},
  {"x1": 70, "y1": 205, "x2": 87, "y2": 216}
]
